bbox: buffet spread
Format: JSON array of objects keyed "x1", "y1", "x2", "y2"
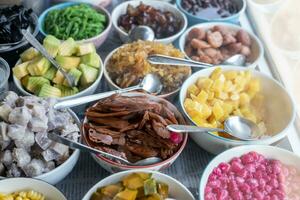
[{"x1": 0, "y1": 0, "x2": 299, "y2": 200}]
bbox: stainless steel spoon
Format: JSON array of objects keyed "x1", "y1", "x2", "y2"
[
  {"x1": 167, "y1": 116, "x2": 262, "y2": 141},
  {"x1": 21, "y1": 29, "x2": 77, "y2": 87},
  {"x1": 147, "y1": 54, "x2": 246, "y2": 68},
  {"x1": 47, "y1": 131, "x2": 162, "y2": 166},
  {"x1": 128, "y1": 25, "x2": 155, "y2": 42},
  {"x1": 53, "y1": 73, "x2": 163, "y2": 109}
]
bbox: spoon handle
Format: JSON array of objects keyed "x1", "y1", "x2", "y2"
[
  {"x1": 47, "y1": 132, "x2": 130, "y2": 165},
  {"x1": 53, "y1": 85, "x2": 142, "y2": 109},
  {"x1": 21, "y1": 29, "x2": 74, "y2": 86},
  {"x1": 167, "y1": 124, "x2": 224, "y2": 133},
  {"x1": 147, "y1": 54, "x2": 213, "y2": 68}
]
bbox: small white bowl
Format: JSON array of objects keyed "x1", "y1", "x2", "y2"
[
  {"x1": 0, "y1": 109, "x2": 80, "y2": 185},
  {"x1": 13, "y1": 57, "x2": 104, "y2": 103},
  {"x1": 199, "y1": 145, "x2": 300, "y2": 200},
  {"x1": 178, "y1": 22, "x2": 264, "y2": 69},
  {"x1": 111, "y1": 0, "x2": 188, "y2": 44},
  {"x1": 82, "y1": 170, "x2": 195, "y2": 200},
  {"x1": 0, "y1": 178, "x2": 66, "y2": 200},
  {"x1": 247, "y1": 0, "x2": 284, "y2": 14},
  {"x1": 179, "y1": 66, "x2": 296, "y2": 154}
]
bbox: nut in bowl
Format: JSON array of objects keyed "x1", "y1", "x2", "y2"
[
  {"x1": 200, "y1": 145, "x2": 300, "y2": 200},
  {"x1": 38, "y1": 2, "x2": 112, "y2": 48},
  {"x1": 82, "y1": 170, "x2": 195, "y2": 200},
  {"x1": 0, "y1": 92, "x2": 80, "y2": 185},
  {"x1": 111, "y1": 0, "x2": 188, "y2": 44},
  {"x1": 103, "y1": 40, "x2": 191, "y2": 99},
  {"x1": 0, "y1": 178, "x2": 66, "y2": 200},
  {"x1": 13, "y1": 35, "x2": 103, "y2": 104},
  {"x1": 179, "y1": 66, "x2": 295, "y2": 154},
  {"x1": 179, "y1": 22, "x2": 264, "y2": 68},
  {"x1": 82, "y1": 92, "x2": 188, "y2": 173}
]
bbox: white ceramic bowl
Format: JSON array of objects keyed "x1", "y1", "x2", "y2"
[
  {"x1": 13, "y1": 56, "x2": 103, "y2": 101},
  {"x1": 0, "y1": 109, "x2": 80, "y2": 185},
  {"x1": 82, "y1": 170, "x2": 195, "y2": 200},
  {"x1": 179, "y1": 66, "x2": 296, "y2": 154},
  {"x1": 199, "y1": 145, "x2": 300, "y2": 200},
  {"x1": 247, "y1": 0, "x2": 284, "y2": 14},
  {"x1": 82, "y1": 92, "x2": 188, "y2": 173},
  {"x1": 103, "y1": 45, "x2": 191, "y2": 100},
  {"x1": 178, "y1": 22, "x2": 264, "y2": 69},
  {"x1": 111, "y1": 0, "x2": 188, "y2": 44},
  {"x1": 0, "y1": 178, "x2": 66, "y2": 200}
]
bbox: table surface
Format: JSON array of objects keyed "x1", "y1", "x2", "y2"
[{"x1": 54, "y1": 1, "x2": 214, "y2": 199}]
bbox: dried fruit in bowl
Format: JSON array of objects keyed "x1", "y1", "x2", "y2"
[
  {"x1": 184, "y1": 68, "x2": 266, "y2": 138},
  {"x1": 107, "y1": 40, "x2": 191, "y2": 94},
  {"x1": 90, "y1": 172, "x2": 169, "y2": 200},
  {"x1": 84, "y1": 94, "x2": 184, "y2": 163}
]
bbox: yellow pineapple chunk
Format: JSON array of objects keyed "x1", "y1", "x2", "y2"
[
  {"x1": 239, "y1": 93, "x2": 250, "y2": 106},
  {"x1": 197, "y1": 90, "x2": 208, "y2": 103},
  {"x1": 210, "y1": 67, "x2": 222, "y2": 80},
  {"x1": 224, "y1": 70, "x2": 238, "y2": 80},
  {"x1": 187, "y1": 84, "x2": 199, "y2": 96},
  {"x1": 212, "y1": 102, "x2": 224, "y2": 120}
]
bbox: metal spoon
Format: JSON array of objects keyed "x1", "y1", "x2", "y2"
[
  {"x1": 128, "y1": 25, "x2": 155, "y2": 42},
  {"x1": 167, "y1": 116, "x2": 262, "y2": 141},
  {"x1": 47, "y1": 131, "x2": 162, "y2": 166},
  {"x1": 147, "y1": 54, "x2": 246, "y2": 68},
  {"x1": 21, "y1": 29, "x2": 77, "y2": 87},
  {"x1": 53, "y1": 73, "x2": 163, "y2": 109}
]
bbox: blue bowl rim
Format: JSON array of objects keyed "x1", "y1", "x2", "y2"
[
  {"x1": 38, "y1": 2, "x2": 111, "y2": 40},
  {"x1": 176, "y1": 0, "x2": 246, "y2": 22}
]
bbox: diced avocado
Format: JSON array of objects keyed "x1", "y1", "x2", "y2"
[
  {"x1": 43, "y1": 35, "x2": 61, "y2": 57},
  {"x1": 56, "y1": 55, "x2": 80, "y2": 70},
  {"x1": 78, "y1": 64, "x2": 98, "y2": 86},
  {"x1": 122, "y1": 173, "x2": 144, "y2": 190},
  {"x1": 21, "y1": 75, "x2": 29, "y2": 87},
  {"x1": 114, "y1": 189, "x2": 137, "y2": 200},
  {"x1": 43, "y1": 66, "x2": 57, "y2": 80},
  {"x1": 100, "y1": 184, "x2": 123, "y2": 198},
  {"x1": 53, "y1": 71, "x2": 65, "y2": 84},
  {"x1": 144, "y1": 178, "x2": 157, "y2": 196},
  {"x1": 38, "y1": 84, "x2": 61, "y2": 97},
  {"x1": 13, "y1": 61, "x2": 30, "y2": 79},
  {"x1": 54, "y1": 84, "x2": 79, "y2": 97},
  {"x1": 81, "y1": 52, "x2": 101, "y2": 68},
  {"x1": 20, "y1": 47, "x2": 39, "y2": 62},
  {"x1": 63, "y1": 68, "x2": 82, "y2": 86},
  {"x1": 26, "y1": 76, "x2": 50, "y2": 93},
  {"x1": 58, "y1": 38, "x2": 77, "y2": 56},
  {"x1": 26, "y1": 57, "x2": 50, "y2": 76},
  {"x1": 77, "y1": 43, "x2": 96, "y2": 56}
]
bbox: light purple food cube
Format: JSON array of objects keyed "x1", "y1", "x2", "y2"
[
  {"x1": 13, "y1": 148, "x2": 31, "y2": 168},
  {"x1": 8, "y1": 106, "x2": 32, "y2": 126}
]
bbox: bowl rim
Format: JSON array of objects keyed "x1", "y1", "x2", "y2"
[
  {"x1": 82, "y1": 169, "x2": 195, "y2": 200},
  {"x1": 0, "y1": 12, "x2": 39, "y2": 53},
  {"x1": 0, "y1": 177, "x2": 67, "y2": 200},
  {"x1": 81, "y1": 92, "x2": 189, "y2": 169},
  {"x1": 0, "y1": 109, "x2": 80, "y2": 181},
  {"x1": 176, "y1": 0, "x2": 246, "y2": 22},
  {"x1": 103, "y1": 44, "x2": 192, "y2": 98},
  {"x1": 13, "y1": 55, "x2": 104, "y2": 101},
  {"x1": 198, "y1": 145, "x2": 300, "y2": 200},
  {"x1": 179, "y1": 66, "x2": 296, "y2": 144},
  {"x1": 0, "y1": 57, "x2": 10, "y2": 89},
  {"x1": 38, "y1": 2, "x2": 112, "y2": 42},
  {"x1": 111, "y1": 0, "x2": 188, "y2": 42},
  {"x1": 178, "y1": 21, "x2": 264, "y2": 68}
]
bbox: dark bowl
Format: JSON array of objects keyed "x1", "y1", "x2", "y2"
[{"x1": 0, "y1": 12, "x2": 39, "y2": 68}]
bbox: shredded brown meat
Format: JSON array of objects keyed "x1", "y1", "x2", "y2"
[{"x1": 84, "y1": 94, "x2": 185, "y2": 162}]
